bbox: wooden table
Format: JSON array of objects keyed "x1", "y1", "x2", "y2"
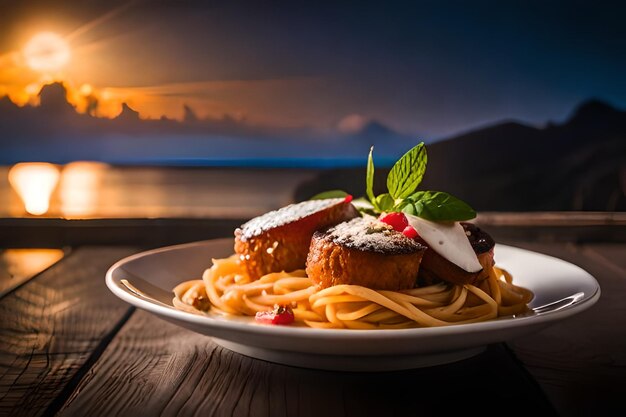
[{"x1": 1, "y1": 231, "x2": 624, "y2": 416}]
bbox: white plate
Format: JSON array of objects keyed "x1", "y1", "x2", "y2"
[{"x1": 106, "y1": 239, "x2": 600, "y2": 371}]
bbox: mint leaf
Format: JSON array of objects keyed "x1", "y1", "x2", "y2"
[
  {"x1": 375, "y1": 193, "x2": 394, "y2": 211},
  {"x1": 366, "y1": 146, "x2": 376, "y2": 205},
  {"x1": 400, "y1": 202, "x2": 417, "y2": 216},
  {"x1": 310, "y1": 190, "x2": 349, "y2": 200},
  {"x1": 352, "y1": 197, "x2": 377, "y2": 216},
  {"x1": 386, "y1": 143, "x2": 427, "y2": 199},
  {"x1": 409, "y1": 191, "x2": 476, "y2": 221}
]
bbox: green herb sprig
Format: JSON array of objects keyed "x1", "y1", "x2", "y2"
[{"x1": 312, "y1": 143, "x2": 476, "y2": 222}]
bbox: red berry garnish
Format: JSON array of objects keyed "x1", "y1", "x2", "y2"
[
  {"x1": 379, "y1": 212, "x2": 408, "y2": 232},
  {"x1": 344, "y1": 194, "x2": 353, "y2": 203},
  {"x1": 255, "y1": 304, "x2": 295, "y2": 325},
  {"x1": 402, "y1": 225, "x2": 419, "y2": 239}
]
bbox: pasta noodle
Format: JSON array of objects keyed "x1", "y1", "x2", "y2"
[{"x1": 173, "y1": 254, "x2": 534, "y2": 329}]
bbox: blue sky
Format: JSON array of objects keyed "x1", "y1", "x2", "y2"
[{"x1": 1, "y1": 0, "x2": 625, "y2": 139}]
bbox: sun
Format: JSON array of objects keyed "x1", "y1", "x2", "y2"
[{"x1": 23, "y1": 32, "x2": 71, "y2": 73}]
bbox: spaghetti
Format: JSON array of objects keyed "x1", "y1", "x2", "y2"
[{"x1": 173, "y1": 254, "x2": 534, "y2": 329}]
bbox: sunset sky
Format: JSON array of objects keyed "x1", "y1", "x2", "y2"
[{"x1": 1, "y1": 1, "x2": 626, "y2": 138}]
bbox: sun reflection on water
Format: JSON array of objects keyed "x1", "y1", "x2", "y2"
[
  {"x1": 8, "y1": 163, "x2": 60, "y2": 215},
  {"x1": 5, "y1": 162, "x2": 309, "y2": 218},
  {"x1": 59, "y1": 161, "x2": 107, "y2": 217}
]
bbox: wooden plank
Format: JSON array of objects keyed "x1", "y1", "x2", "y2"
[
  {"x1": 477, "y1": 211, "x2": 626, "y2": 226},
  {"x1": 3, "y1": 216, "x2": 624, "y2": 249},
  {"x1": 0, "y1": 246, "x2": 137, "y2": 417},
  {"x1": 502, "y1": 241, "x2": 626, "y2": 417},
  {"x1": 0, "y1": 218, "x2": 243, "y2": 248},
  {"x1": 0, "y1": 249, "x2": 65, "y2": 298},
  {"x1": 579, "y1": 243, "x2": 626, "y2": 274},
  {"x1": 59, "y1": 309, "x2": 556, "y2": 416}
]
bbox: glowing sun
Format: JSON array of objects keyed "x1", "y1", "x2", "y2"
[{"x1": 23, "y1": 32, "x2": 71, "y2": 73}]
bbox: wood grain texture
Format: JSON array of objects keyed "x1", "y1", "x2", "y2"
[
  {"x1": 0, "y1": 247, "x2": 137, "y2": 417},
  {"x1": 0, "y1": 249, "x2": 65, "y2": 298},
  {"x1": 477, "y1": 211, "x2": 626, "y2": 226},
  {"x1": 60, "y1": 309, "x2": 556, "y2": 417},
  {"x1": 3, "y1": 240, "x2": 622, "y2": 416},
  {"x1": 0, "y1": 218, "x2": 243, "y2": 248},
  {"x1": 579, "y1": 243, "x2": 626, "y2": 273},
  {"x1": 502, "y1": 241, "x2": 626, "y2": 417}
]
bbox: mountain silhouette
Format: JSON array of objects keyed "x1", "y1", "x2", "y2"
[
  {"x1": 0, "y1": 83, "x2": 623, "y2": 211},
  {"x1": 296, "y1": 100, "x2": 626, "y2": 211},
  {"x1": 568, "y1": 99, "x2": 622, "y2": 127},
  {"x1": 422, "y1": 100, "x2": 625, "y2": 211},
  {"x1": 0, "y1": 82, "x2": 412, "y2": 163},
  {"x1": 352, "y1": 120, "x2": 397, "y2": 138}
]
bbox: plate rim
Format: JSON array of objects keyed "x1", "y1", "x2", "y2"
[{"x1": 105, "y1": 238, "x2": 601, "y2": 341}]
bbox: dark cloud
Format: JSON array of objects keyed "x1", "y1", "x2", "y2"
[{"x1": 0, "y1": 82, "x2": 417, "y2": 164}]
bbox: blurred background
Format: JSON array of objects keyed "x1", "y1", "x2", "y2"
[{"x1": 1, "y1": 0, "x2": 625, "y2": 246}]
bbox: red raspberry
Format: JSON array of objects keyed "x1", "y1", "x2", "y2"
[
  {"x1": 255, "y1": 304, "x2": 295, "y2": 325},
  {"x1": 402, "y1": 225, "x2": 419, "y2": 239},
  {"x1": 379, "y1": 212, "x2": 408, "y2": 232}
]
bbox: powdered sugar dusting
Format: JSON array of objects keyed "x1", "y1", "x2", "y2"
[
  {"x1": 238, "y1": 198, "x2": 350, "y2": 240},
  {"x1": 319, "y1": 217, "x2": 425, "y2": 254}
]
